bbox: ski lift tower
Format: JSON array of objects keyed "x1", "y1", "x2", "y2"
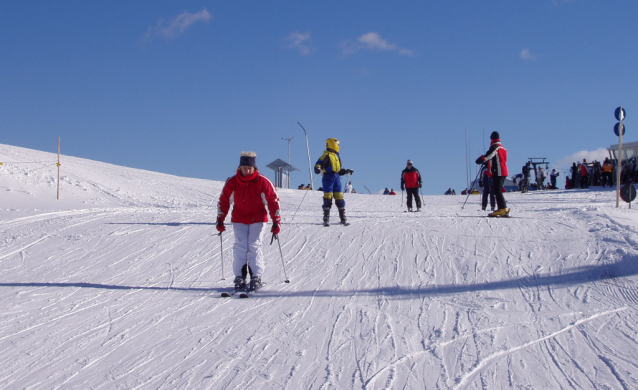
[
  {"x1": 266, "y1": 159, "x2": 299, "y2": 189},
  {"x1": 527, "y1": 157, "x2": 550, "y2": 180}
]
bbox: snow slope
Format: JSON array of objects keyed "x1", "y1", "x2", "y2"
[{"x1": 2, "y1": 143, "x2": 638, "y2": 389}]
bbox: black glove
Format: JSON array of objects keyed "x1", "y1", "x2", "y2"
[
  {"x1": 271, "y1": 222, "x2": 280, "y2": 235},
  {"x1": 314, "y1": 166, "x2": 321, "y2": 174},
  {"x1": 419, "y1": 183, "x2": 422, "y2": 188},
  {"x1": 346, "y1": 169, "x2": 354, "y2": 174},
  {"x1": 338, "y1": 168, "x2": 347, "y2": 176},
  {"x1": 475, "y1": 157, "x2": 484, "y2": 165},
  {"x1": 401, "y1": 185, "x2": 405, "y2": 191}
]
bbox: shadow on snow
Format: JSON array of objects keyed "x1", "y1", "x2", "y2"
[{"x1": 2, "y1": 255, "x2": 637, "y2": 299}]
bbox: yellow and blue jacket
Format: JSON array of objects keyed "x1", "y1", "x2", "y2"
[{"x1": 315, "y1": 150, "x2": 341, "y2": 174}]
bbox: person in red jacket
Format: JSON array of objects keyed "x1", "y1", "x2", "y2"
[
  {"x1": 400, "y1": 160, "x2": 422, "y2": 212},
  {"x1": 216, "y1": 152, "x2": 281, "y2": 291},
  {"x1": 476, "y1": 131, "x2": 509, "y2": 217}
]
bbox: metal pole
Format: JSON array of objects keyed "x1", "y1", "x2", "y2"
[
  {"x1": 616, "y1": 107, "x2": 624, "y2": 208},
  {"x1": 282, "y1": 136, "x2": 294, "y2": 188},
  {"x1": 462, "y1": 166, "x2": 483, "y2": 209},
  {"x1": 297, "y1": 122, "x2": 314, "y2": 189},
  {"x1": 271, "y1": 234, "x2": 290, "y2": 283},
  {"x1": 57, "y1": 137, "x2": 60, "y2": 200},
  {"x1": 218, "y1": 232, "x2": 225, "y2": 281}
]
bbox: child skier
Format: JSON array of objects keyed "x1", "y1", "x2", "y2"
[
  {"x1": 216, "y1": 152, "x2": 281, "y2": 291},
  {"x1": 314, "y1": 138, "x2": 353, "y2": 226}
]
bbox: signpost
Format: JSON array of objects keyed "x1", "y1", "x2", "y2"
[
  {"x1": 620, "y1": 184, "x2": 637, "y2": 208},
  {"x1": 615, "y1": 107, "x2": 626, "y2": 208}
]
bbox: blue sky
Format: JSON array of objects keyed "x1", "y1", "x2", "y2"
[{"x1": 1, "y1": 1, "x2": 636, "y2": 195}]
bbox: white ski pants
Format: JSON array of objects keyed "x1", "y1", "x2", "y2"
[{"x1": 232, "y1": 222, "x2": 266, "y2": 278}]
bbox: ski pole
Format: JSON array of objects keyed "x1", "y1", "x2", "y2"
[
  {"x1": 290, "y1": 188, "x2": 310, "y2": 222},
  {"x1": 218, "y1": 232, "x2": 225, "y2": 281},
  {"x1": 271, "y1": 234, "x2": 290, "y2": 283},
  {"x1": 462, "y1": 166, "x2": 483, "y2": 210}
]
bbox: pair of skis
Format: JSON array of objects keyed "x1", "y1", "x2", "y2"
[
  {"x1": 220, "y1": 286, "x2": 261, "y2": 299},
  {"x1": 324, "y1": 221, "x2": 350, "y2": 227}
]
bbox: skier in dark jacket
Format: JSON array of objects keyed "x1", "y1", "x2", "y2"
[
  {"x1": 476, "y1": 131, "x2": 509, "y2": 217},
  {"x1": 521, "y1": 162, "x2": 531, "y2": 193},
  {"x1": 400, "y1": 160, "x2": 422, "y2": 212}
]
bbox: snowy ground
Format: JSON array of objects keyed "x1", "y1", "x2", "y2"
[{"x1": 2, "y1": 143, "x2": 638, "y2": 389}]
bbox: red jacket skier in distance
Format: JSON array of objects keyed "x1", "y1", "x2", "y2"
[{"x1": 217, "y1": 168, "x2": 281, "y2": 225}]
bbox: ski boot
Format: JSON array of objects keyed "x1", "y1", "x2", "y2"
[
  {"x1": 488, "y1": 208, "x2": 510, "y2": 218},
  {"x1": 323, "y1": 206, "x2": 331, "y2": 226},
  {"x1": 249, "y1": 276, "x2": 263, "y2": 291},
  {"x1": 338, "y1": 207, "x2": 350, "y2": 226},
  {"x1": 234, "y1": 276, "x2": 246, "y2": 291}
]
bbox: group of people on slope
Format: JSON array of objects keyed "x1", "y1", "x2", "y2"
[
  {"x1": 215, "y1": 132, "x2": 509, "y2": 292},
  {"x1": 568, "y1": 158, "x2": 614, "y2": 189},
  {"x1": 518, "y1": 163, "x2": 560, "y2": 192}
]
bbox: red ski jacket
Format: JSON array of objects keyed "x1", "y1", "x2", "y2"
[
  {"x1": 217, "y1": 170, "x2": 280, "y2": 225},
  {"x1": 401, "y1": 167, "x2": 422, "y2": 189},
  {"x1": 481, "y1": 139, "x2": 508, "y2": 177}
]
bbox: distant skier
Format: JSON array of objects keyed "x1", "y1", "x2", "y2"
[
  {"x1": 550, "y1": 169, "x2": 560, "y2": 189},
  {"x1": 216, "y1": 152, "x2": 281, "y2": 292},
  {"x1": 476, "y1": 131, "x2": 509, "y2": 217},
  {"x1": 601, "y1": 158, "x2": 613, "y2": 187},
  {"x1": 344, "y1": 181, "x2": 353, "y2": 193},
  {"x1": 537, "y1": 167, "x2": 547, "y2": 190},
  {"x1": 400, "y1": 160, "x2": 422, "y2": 212},
  {"x1": 580, "y1": 160, "x2": 589, "y2": 189},
  {"x1": 521, "y1": 162, "x2": 531, "y2": 193},
  {"x1": 314, "y1": 138, "x2": 353, "y2": 226}
]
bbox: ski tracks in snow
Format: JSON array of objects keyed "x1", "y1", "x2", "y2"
[{"x1": 3, "y1": 177, "x2": 638, "y2": 388}]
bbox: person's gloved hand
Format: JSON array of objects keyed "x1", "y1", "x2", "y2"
[
  {"x1": 475, "y1": 156, "x2": 484, "y2": 165},
  {"x1": 401, "y1": 185, "x2": 405, "y2": 191},
  {"x1": 216, "y1": 216, "x2": 225, "y2": 232},
  {"x1": 271, "y1": 215, "x2": 281, "y2": 235},
  {"x1": 271, "y1": 222, "x2": 280, "y2": 235},
  {"x1": 314, "y1": 166, "x2": 321, "y2": 174}
]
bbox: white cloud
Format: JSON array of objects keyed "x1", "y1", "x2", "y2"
[
  {"x1": 520, "y1": 48, "x2": 535, "y2": 60},
  {"x1": 284, "y1": 31, "x2": 314, "y2": 55},
  {"x1": 342, "y1": 32, "x2": 414, "y2": 56},
  {"x1": 557, "y1": 148, "x2": 610, "y2": 168},
  {"x1": 141, "y1": 8, "x2": 212, "y2": 42}
]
